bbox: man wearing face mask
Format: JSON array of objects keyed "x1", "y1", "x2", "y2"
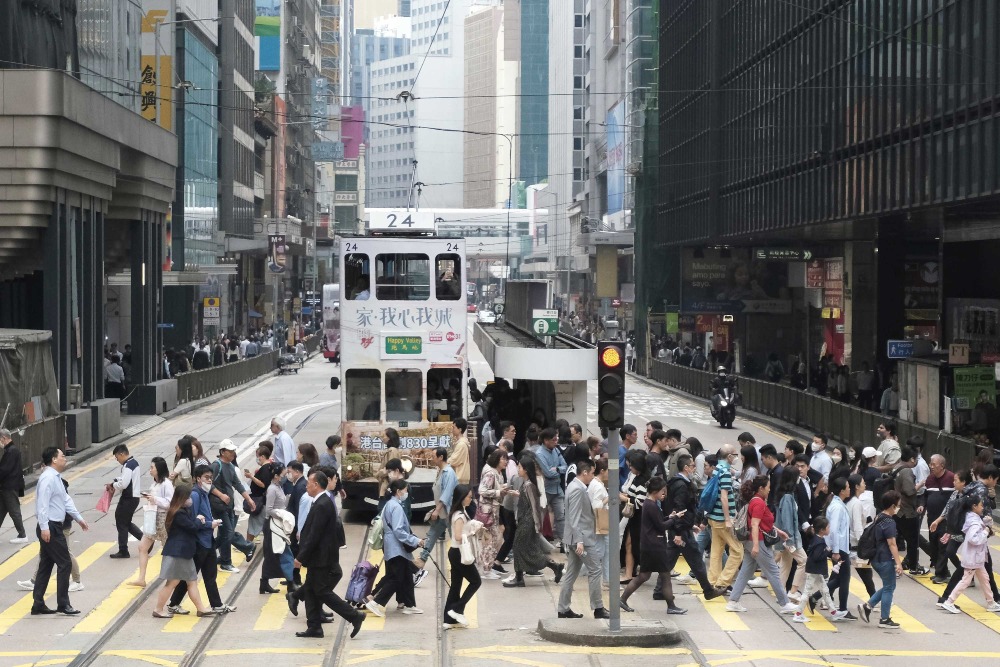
[
  {"x1": 809, "y1": 434, "x2": 833, "y2": 481},
  {"x1": 167, "y1": 465, "x2": 231, "y2": 615}
]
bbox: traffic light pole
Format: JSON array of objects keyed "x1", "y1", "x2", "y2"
[{"x1": 606, "y1": 427, "x2": 622, "y2": 633}]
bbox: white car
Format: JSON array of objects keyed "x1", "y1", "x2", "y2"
[{"x1": 477, "y1": 309, "x2": 496, "y2": 324}]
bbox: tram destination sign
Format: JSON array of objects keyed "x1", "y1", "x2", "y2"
[
  {"x1": 384, "y1": 335, "x2": 423, "y2": 355},
  {"x1": 369, "y1": 210, "x2": 435, "y2": 232}
]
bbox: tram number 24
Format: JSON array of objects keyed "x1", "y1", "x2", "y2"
[
  {"x1": 386, "y1": 213, "x2": 417, "y2": 228},
  {"x1": 345, "y1": 241, "x2": 460, "y2": 252}
]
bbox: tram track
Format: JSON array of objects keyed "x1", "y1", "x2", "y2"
[{"x1": 66, "y1": 404, "x2": 330, "y2": 667}]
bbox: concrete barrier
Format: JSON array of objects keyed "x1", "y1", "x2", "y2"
[
  {"x1": 130, "y1": 379, "x2": 178, "y2": 415},
  {"x1": 90, "y1": 398, "x2": 122, "y2": 442},
  {"x1": 63, "y1": 409, "x2": 92, "y2": 452}
]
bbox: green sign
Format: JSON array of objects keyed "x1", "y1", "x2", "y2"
[
  {"x1": 953, "y1": 365, "x2": 996, "y2": 409},
  {"x1": 385, "y1": 336, "x2": 423, "y2": 355},
  {"x1": 531, "y1": 309, "x2": 559, "y2": 336},
  {"x1": 665, "y1": 313, "x2": 679, "y2": 334}
]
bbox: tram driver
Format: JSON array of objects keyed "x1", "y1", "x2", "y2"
[{"x1": 350, "y1": 274, "x2": 371, "y2": 300}]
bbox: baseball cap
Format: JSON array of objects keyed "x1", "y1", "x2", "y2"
[
  {"x1": 219, "y1": 438, "x2": 237, "y2": 452},
  {"x1": 738, "y1": 432, "x2": 755, "y2": 444},
  {"x1": 862, "y1": 446, "x2": 878, "y2": 459}
]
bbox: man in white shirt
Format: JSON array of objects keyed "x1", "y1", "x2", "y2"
[
  {"x1": 107, "y1": 444, "x2": 142, "y2": 558},
  {"x1": 270, "y1": 417, "x2": 296, "y2": 466},
  {"x1": 809, "y1": 433, "x2": 833, "y2": 481},
  {"x1": 875, "y1": 420, "x2": 901, "y2": 473}
]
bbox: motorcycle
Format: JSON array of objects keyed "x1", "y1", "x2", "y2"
[{"x1": 711, "y1": 386, "x2": 738, "y2": 429}]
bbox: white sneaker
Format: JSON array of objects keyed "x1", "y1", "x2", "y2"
[
  {"x1": 69, "y1": 581, "x2": 85, "y2": 592},
  {"x1": 447, "y1": 609, "x2": 469, "y2": 625},
  {"x1": 941, "y1": 600, "x2": 961, "y2": 614},
  {"x1": 748, "y1": 577, "x2": 768, "y2": 588},
  {"x1": 365, "y1": 599, "x2": 386, "y2": 617},
  {"x1": 396, "y1": 603, "x2": 406, "y2": 611},
  {"x1": 481, "y1": 570, "x2": 500, "y2": 580},
  {"x1": 401, "y1": 606, "x2": 423, "y2": 615},
  {"x1": 674, "y1": 574, "x2": 695, "y2": 585},
  {"x1": 413, "y1": 569, "x2": 428, "y2": 588},
  {"x1": 501, "y1": 574, "x2": 517, "y2": 585},
  {"x1": 16, "y1": 579, "x2": 34, "y2": 591},
  {"x1": 987, "y1": 602, "x2": 1000, "y2": 613},
  {"x1": 779, "y1": 602, "x2": 799, "y2": 614},
  {"x1": 725, "y1": 601, "x2": 747, "y2": 613},
  {"x1": 9, "y1": 536, "x2": 29, "y2": 544},
  {"x1": 791, "y1": 612, "x2": 808, "y2": 623},
  {"x1": 787, "y1": 591, "x2": 803, "y2": 603}
]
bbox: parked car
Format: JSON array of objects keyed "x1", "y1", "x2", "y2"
[{"x1": 477, "y1": 309, "x2": 496, "y2": 324}]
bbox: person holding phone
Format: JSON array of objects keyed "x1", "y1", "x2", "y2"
[
  {"x1": 163, "y1": 465, "x2": 231, "y2": 615},
  {"x1": 127, "y1": 457, "x2": 174, "y2": 588}
]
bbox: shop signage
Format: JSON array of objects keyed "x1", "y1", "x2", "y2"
[{"x1": 754, "y1": 248, "x2": 813, "y2": 261}]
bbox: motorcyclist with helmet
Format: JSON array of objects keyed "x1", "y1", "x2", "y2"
[{"x1": 710, "y1": 366, "x2": 739, "y2": 422}]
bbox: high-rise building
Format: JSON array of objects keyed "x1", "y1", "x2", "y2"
[
  {"x1": 219, "y1": 0, "x2": 256, "y2": 239},
  {"x1": 463, "y1": 4, "x2": 514, "y2": 208},
  {"x1": 517, "y1": 0, "x2": 549, "y2": 187},
  {"x1": 355, "y1": 0, "x2": 399, "y2": 30}
]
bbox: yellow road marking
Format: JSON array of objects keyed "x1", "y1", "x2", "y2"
[
  {"x1": 910, "y1": 572, "x2": 1000, "y2": 633},
  {"x1": 162, "y1": 550, "x2": 246, "y2": 632},
  {"x1": 255, "y1": 584, "x2": 292, "y2": 631},
  {"x1": 11, "y1": 660, "x2": 73, "y2": 667},
  {"x1": 0, "y1": 544, "x2": 39, "y2": 582},
  {"x1": 346, "y1": 650, "x2": 432, "y2": 666},
  {"x1": 0, "y1": 541, "x2": 113, "y2": 633},
  {"x1": 101, "y1": 650, "x2": 182, "y2": 667},
  {"x1": 676, "y1": 557, "x2": 749, "y2": 631},
  {"x1": 848, "y1": 579, "x2": 930, "y2": 632},
  {"x1": 73, "y1": 554, "x2": 163, "y2": 633},
  {"x1": 362, "y1": 550, "x2": 386, "y2": 630}
]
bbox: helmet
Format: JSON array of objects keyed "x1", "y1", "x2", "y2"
[{"x1": 717, "y1": 366, "x2": 727, "y2": 374}]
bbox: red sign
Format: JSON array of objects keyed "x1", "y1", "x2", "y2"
[
  {"x1": 696, "y1": 315, "x2": 716, "y2": 334},
  {"x1": 714, "y1": 323, "x2": 730, "y2": 352},
  {"x1": 824, "y1": 258, "x2": 844, "y2": 309},
  {"x1": 429, "y1": 332, "x2": 443, "y2": 342},
  {"x1": 446, "y1": 332, "x2": 459, "y2": 342},
  {"x1": 806, "y1": 260, "x2": 825, "y2": 288}
]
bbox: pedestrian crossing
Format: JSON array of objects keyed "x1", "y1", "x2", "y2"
[{"x1": 3, "y1": 536, "x2": 1000, "y2": 639}]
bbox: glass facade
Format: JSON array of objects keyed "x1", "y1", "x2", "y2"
[
  {"x1": 657, "y1": 0, "x2": 1000, "y2": 245},
  {"x1": 181, "y1": 31, "x2": 219, "y2": 268},
  {"x1": 520, "y1": 0, "x2": 549, "y2": 186}
]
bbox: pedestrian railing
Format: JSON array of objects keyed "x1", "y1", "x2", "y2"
[
  {"x1": 175, "y1": 350, "x2": 280, "y2": 405},
  {"x1": 647, "y1": 360, "x2": 977, "y2": 471}
]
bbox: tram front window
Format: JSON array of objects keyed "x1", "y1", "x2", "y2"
[
  {"x1": 345, "y1": 369, "x2": 381, "y2": 420},
  {"x1": 385, "y1": 369, "x2": 422, "y2": 422},
  {"x1": 375, "y1": 253, "x2": 430, "y2": 300},
  {"x1": 435, "y1": 254, "x2": 462, "y2": 300},
  {"x1": 428, "y1": 368, "x2": 463, "y2": 421}
]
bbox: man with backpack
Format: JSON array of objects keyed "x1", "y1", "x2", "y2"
[
  {"x1": 707, "y1": 445, "x2": 743, "y2": 591},
  {"x1": 210, "y1": 441, "x2": 257, "y2": 573}
]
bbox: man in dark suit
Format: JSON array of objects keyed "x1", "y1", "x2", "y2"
[
  {"x1": 793, "y1": 454, "x2": 824, "y2": 531},
  {"x1": 292, "y1": 470, "x2": 364, "y2": 639},
  {"x1": 759, "y1": 444, "x2": 784, "y2": 512}
]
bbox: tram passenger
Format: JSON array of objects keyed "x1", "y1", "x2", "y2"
[{"x1": 350, "y1": 275, "x2": 370, "y2": 300}]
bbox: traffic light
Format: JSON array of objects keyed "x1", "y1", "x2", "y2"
[{"x1": 597, "y1": 341, "x2": 626, "y2": 428}]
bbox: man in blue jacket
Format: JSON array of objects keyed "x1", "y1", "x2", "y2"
[
  {"x1": 167, "y1": 465, "x2": 232, "y2": 615},
  {"x1": 535, "y1": 428, "x2": 567, "y2": 547}
]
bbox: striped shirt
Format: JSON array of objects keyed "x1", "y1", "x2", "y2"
[{"x1": 707, "y1": 461, "x2": 736, "y2": 522}]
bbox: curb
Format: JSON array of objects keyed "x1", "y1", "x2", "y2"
[
  {"x1": 536, "y1": 617, "x2": 683, "y2": 647},
  {"x1": 23, "y1": 365, "x2": 288, "y2": 492}
]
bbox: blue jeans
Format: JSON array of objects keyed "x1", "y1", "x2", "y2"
[
  {"x1": 215, "y1": 506, "x2": 253, "y2": 566},
  {"x1": 279, "y1": 546, "x2": 295, "y2": 582},
  {"x1": 867, "y1": 560, "x2": 897, "y2": 620},
  {"x1": 420, "y1": 516, "x2": 448, "y2": 563}
]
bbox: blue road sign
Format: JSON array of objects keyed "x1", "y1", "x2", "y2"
[
  {"x1": 156, "y1": 323, "x2": 175, "y2": 329},
  {"x1": 887, "y1": 340, "x2": 914, "y2": 359}
]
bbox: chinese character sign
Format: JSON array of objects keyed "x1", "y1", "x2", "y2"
[{"x1": 140, "y1": 2, "x2": 175, "y2": 131}]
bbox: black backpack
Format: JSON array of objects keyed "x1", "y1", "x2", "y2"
[
  {"x1": 945, "y1": 492, "x2": 970, "y2": 535},
  {"x1": 872, "y1": 469, "x2": 901, "y2": 512},
  {"x1": 856, "y1": 514, "x2": 882, "y2": 561}
]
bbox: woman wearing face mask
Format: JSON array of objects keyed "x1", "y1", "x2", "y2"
[
  {"x1": 127, "y1": 457, "x2": 174, "y2": 588},
  {"x1": 152, "y1": 485, "x2": 219, "y2": 618},
  {"x1": 829, "y1": 445, "x2": 852, "y2": 485},
  {"x1": 364, "y1": 480, "x2": 425, "y2": 616},
  {"x1": 377, "y1": 458, "x2": 411, "y2": 519},
  {"x1": 259, "y1": 464, "x2": 295, "y2": 595}
]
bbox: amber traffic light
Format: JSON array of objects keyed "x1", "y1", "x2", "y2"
[{"x1": 597, "y1": 341, "x2": 626, "y2": 428}]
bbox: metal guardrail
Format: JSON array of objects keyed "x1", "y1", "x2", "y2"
[
  {"x1": 648, "y1": 360, "x2": 978, "y2": 472},
  {"x1": 11, "y1": 415, "x2": 65, "y2": 474}
]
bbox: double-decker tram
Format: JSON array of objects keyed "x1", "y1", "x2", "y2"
[{"x1": 333, "y1": 212, "x2": 467, "y2": 512}]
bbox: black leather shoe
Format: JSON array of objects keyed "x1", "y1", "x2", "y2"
[
  {"x1": 109, "y1": 552, "x2": 130, "y2": 559},
  {"x1": 557, "y1": 608, "x2": 583, "y2": 619},
  {"x1": 286, "y1": 591, "x2": 299, "y2": 616},
  {"x1": 704, "y1": 587, "x2": 725, "y2": 601},
  {"x1": 594, "y1": 607, "x2": 611, "y2": 619},
  {"x1": 552, "y1": 563, "x2": 565, "y2": 584},
  {"x1": 502, "y1": 579, "x2": 525, "y2": 588},
  {"x1": 56, "y1": 606, "x2": 81, "y2": 616},
  {"x1": 619, "y1": 600, "x2": 635, "y2": 613},
  {"x1": 295, "y1": 628, "x2": 324, "y2": 639},
  {"x1": 259, "y1": 581, "x2": 279, "y2": 594},
  {"x1": 30, "y1": 605, "x2": 56, "y2": 615},
  {"x1": 350, "y1": 612, "x2": 365, "y2": 638},
  {"x1": 652, "y1": 592, "x2": 665, "y2": 601}
]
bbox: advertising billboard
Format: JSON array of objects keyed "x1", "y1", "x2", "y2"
[
  {"x1": 681, "y1": 248, "x2": 791, "y2": 314},
  {"x1": 255, "y1": 0, "x2": 281, "y2": 71},
  {"x1": 140, "y1": 1, "x2": 175, "y2": 131},
  {"x1": 606, "y1": 102, "x2": 626, "y2": 215}
]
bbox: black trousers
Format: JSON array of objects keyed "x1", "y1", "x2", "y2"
[
  {"x1": 444, "y1": 547, "x2": 481, "y2": 623},
  {"x1": 34, "y1": 521, "x2": 72, "y2": 609},
  {"x1": 169, "y1": 544, "x2": 223, "y2": 609},
  {"x1": 115, "y1": 496, "x2": 142, "y2": 552},
  {"x1": 855, "y1": 566, "x2": 876, "y2": 597},
  {"x1": 373, "y1": 556, "x2": 416, "y2": 608},
  {"x1": 303, "y1": 563, "x2": 357, "y2": 630},
  {"x1": 826, "y1": 552, "x2": 851, "y2": 611},
  {"x1": 897, "y1": 515, "x2": 929, "y2": 570},
  {"x1": 927, "y1": 517, "x2": 951, "y2": 578},
  {"x1": 496, "y1": 507, "x2": 516, "y2": 562},
  {"x1": 661, "y1": 531, "x2": 715, "y2": 595}
]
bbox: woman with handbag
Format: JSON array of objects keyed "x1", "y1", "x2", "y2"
[
  {"x1": 476, "y1": 449, "x2": 509, "y2": 580},
  {"x1": 619, "y1": 449, "x2": 649, "y2": 584},
  {"x1": 443, "y1": 484, "x2": 483, "y2": 628},
  {"x1": 502, "y1": 453, "x2": 565, "y2": 588},
  {"x1": 127, "y1": 457, "x2": 174, "y2": 588},
  {"x1": 244, "y1": 445, "x2": 276, "y2": 542},
  {"x1": 259, "y1": 464, "x2": 295, "y2": 595},
  {"x1": 725, "y1": 476, "x2": 799, "y2": 614}
]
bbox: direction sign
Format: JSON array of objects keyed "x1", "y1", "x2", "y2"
[
  {"x1": 156, "y1": 323, "x2": 174, "y2": 329},
  {"x1": 887, "y1": 340, "x2": 915, "y2": 359},
  {"x1": 532, "y1": 309, "x2": 559, "y2": 336},
  {"x1": 755, "y1": 248, "x2": 813, "y2": 261}
]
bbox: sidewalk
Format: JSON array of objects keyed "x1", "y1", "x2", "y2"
[{"x1": 21, "y1": 364, "x2": 284, "y2": 492}]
